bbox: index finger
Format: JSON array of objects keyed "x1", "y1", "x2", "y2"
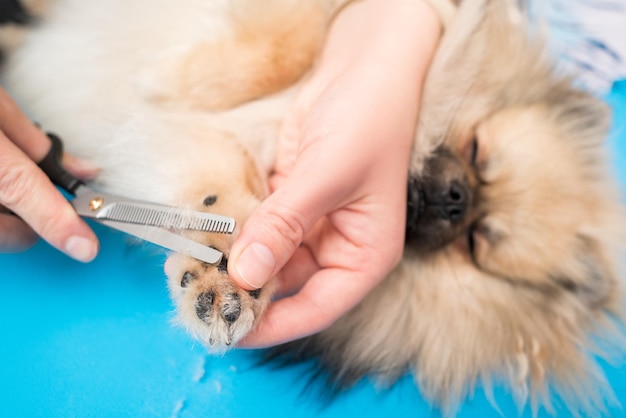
[
  {"x1": 236, "y1": 267, "x2": 381, "y2": 348},
  {"x1": 0, "y1": 212, "x2": 38, "y2": 251},
  {"x1": 0, "y1": 134, "x2": 99, "y2": 262},
  {"x1": 0, "y1": 87, "x2": 51, "y2": 161}
]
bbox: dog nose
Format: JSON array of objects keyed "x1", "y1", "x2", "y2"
[{"x1": 444, "y1": 181, "x2": 467, "y2": 223}]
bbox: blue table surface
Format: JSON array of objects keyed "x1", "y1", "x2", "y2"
[{"x1": 1, "y1": 81, "x2": 626, "y2": 418}]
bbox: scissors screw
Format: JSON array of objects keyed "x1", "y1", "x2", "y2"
[{"x1": 89, "y1": 197, "x2": 104, "y2": 211}]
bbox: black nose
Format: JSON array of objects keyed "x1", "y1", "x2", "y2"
[{"x1": 444, "y1": 181, "x2": 467, "y2": 223}]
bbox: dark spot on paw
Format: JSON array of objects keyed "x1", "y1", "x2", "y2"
[
  {"x1": 195, "y1": 290, "x2": 215, "y2": 321},
  {"x1": 203, "y1": 195, "x2": 218, "y2": 206},
  {"x1": 217, "y1": 256, "x2": 228, "y2": 274},
  {"x1": 221, "y1": 293, "x2": 241, "y2": 324},
  {"x1": 247, "y1": 288, "x2": 262, "y2": 299},
  {"x1": 181, "y1": 271, "x2": 196, "y2": 288}
]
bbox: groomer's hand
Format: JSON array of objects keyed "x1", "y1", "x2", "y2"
[
  {"x1": 0, "y1": 87, "x2": 99, "y2": 261},
  {"x1": 229, "y1": 0, "x2": 442, "y2": 347}
]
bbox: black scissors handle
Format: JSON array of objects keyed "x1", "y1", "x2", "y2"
[{"x1": 38, "y1": 132, "x2": 84, "y2": 196}]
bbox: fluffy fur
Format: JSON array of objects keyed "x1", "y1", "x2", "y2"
[{"x1": 1, "y1": 0, "x2": 624, "y2": 416}]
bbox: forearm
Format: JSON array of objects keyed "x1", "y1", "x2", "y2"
[
  {"x1": 305, "y1": 0, "x2": 443, "y2": 162},
  {"x1": 317, "y1": 0, "x2": 442, "y2": 92},
  {"x1": 231, "y1": 0, "x2": 446, "y2": 345}
]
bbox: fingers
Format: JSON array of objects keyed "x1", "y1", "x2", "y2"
[
  {"x1": 0, "y1": 88, "x2": 99, "y2": 180},
  {"x1": 62, "y1": 153, "x2": 100, "y2": 180},
  {"x1": 0, "y1": 213, "x2": 38, "y2": 252},
  {"x1": 274, "y1": 244, "x2": 319, "y2": 298},
  {"x1": 0, "y1": 132, "x2": 99, "y2": 261},
  {"x1": 228, "y1": 168, "x2": 345, "y2": 290},
  {"x1": 237, "y1": 267, "x2": 380, "y2": 348},
  {"x1": 227, "y1": 187, "x2": 315, "y2": 290},
  {"x1": 0, "y1": 88, "x2": 52, "y2": 161},
  {"x1": 0, "y1": 87, "x2": 99, "y2": 260}
]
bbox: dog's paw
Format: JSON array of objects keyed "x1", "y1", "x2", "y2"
[{"x1": 166, "y1": 252, "x2": 273, "y2": 351}]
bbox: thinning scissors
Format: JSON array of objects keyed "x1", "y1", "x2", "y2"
[{"x1": 39, "y1": 133, "x2": 234, "y2": 264}]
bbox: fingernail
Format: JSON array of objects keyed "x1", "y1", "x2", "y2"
[
  {"x1": 235, "y1": 243, "x2": 275, "y2": 289},
  {"x1": 63, "y1": 154, "x2": 100, "y2": 178},
  {"x1": 65, "y1": 236, "x2": 98, "y2": 263}
]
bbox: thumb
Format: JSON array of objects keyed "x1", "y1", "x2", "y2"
[
  {"x1": 228, "y1": 175, "x2": 338, "y2": 290},
  {"x1": 0, "y1": 136, "x2": 99, "y2": 261}
]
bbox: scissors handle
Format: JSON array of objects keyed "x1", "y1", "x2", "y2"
[{"x1": 38, "y1": 132, "x2": 84, "y2": 196}]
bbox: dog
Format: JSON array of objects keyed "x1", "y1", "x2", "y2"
[{"x1": 1, "y1": 0, "x2": 624, "y2": 415}]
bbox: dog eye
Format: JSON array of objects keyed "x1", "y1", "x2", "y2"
[
  {"x1": 469, "y1": 137, "x2": 479, "y2": 166},
  {"x1": 467, "y1": 225, "x2": 477, "y2": 257}
]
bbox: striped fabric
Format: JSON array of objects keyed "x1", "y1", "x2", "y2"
[{"x1": 528, "y1": 0, "x2": 626, "y2": 94}]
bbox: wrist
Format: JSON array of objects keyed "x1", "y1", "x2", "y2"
[
  {"x1": 316, "y1": 0, "x2": 443, "y2": 80},
  {"x1": 422, "y1": 0, "x2": 457, "y2": 30}
]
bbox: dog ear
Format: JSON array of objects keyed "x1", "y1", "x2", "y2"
[
  {"x1": 551, "y1": 234, "x2": 617, "y2": 308},
  {"x1": 550, "y1": 90, "x2": 611, "y2": 147}
]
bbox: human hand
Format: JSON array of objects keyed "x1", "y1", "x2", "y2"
[
  {"x1": 0, "y1": 87, "x2": 99, "y2": 261},
  {"x1": 228, "y1": 0, "x2": 442, "y2": 347}
]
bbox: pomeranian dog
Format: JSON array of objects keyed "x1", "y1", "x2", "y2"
[{"x1": 1, "y1": 0, "x2": 624, "y2": 415}]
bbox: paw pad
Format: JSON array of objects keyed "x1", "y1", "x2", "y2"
[
  {"x1": 167, "y1": 252, "x2": 272, "y2": 350},
  {"x1": 221, "y1": 293, "x2": 241, "y2": 323},
  {"x1": 195, "y1": 290, "x2": 215, "y2": 322},
  {"x1": 181, "y1": 271, "x2": 196, "y2": 288}
]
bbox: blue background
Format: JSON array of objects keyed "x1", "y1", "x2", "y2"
[{"x1": 1, "y1": 81, "x2": 625, "y2": 417}]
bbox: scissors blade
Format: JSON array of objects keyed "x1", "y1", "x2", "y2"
[
  {"x1": 97, "y1": 219, "x2": 224, "y2": 265},
  {"x1": 71, "y1": 188, "x2": 235, "y2": 234}
]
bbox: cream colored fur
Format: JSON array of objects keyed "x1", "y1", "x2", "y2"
[
  {"x1": 1, "y1": 0, "x2": 624, "y2": 416},
  {"x1": 1, "y1": 0, "x2": 351, "y2": 350},
  {"x1": 313, "y1": 1, "x2": 626, "y2": 416}
]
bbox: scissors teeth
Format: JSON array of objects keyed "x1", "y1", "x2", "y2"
[{"x1": 39, "y1": 133, "x2": 235, "y2": 264}]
